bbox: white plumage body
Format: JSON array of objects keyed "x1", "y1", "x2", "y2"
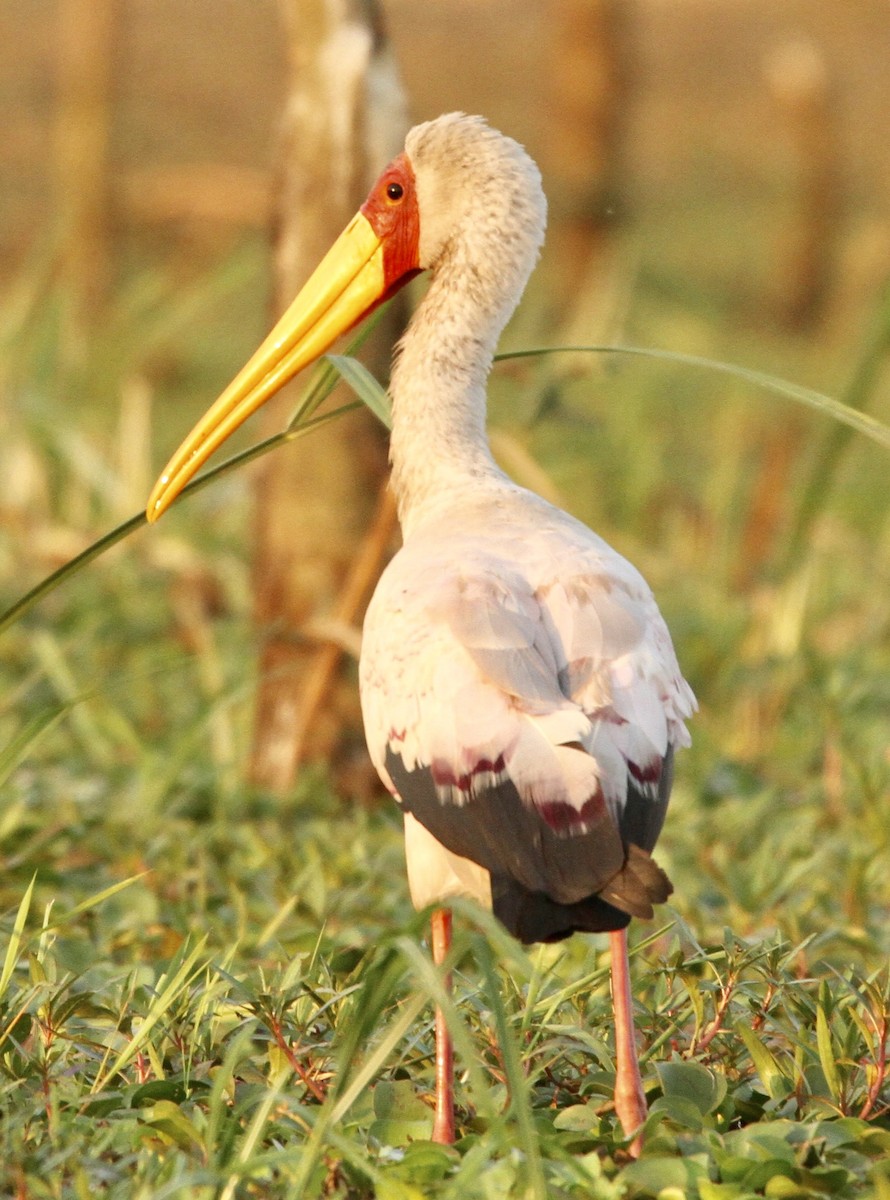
[
  {"x1": 354, "y1": 114, "x2": 695, "y2": 936},
  {"x1": 360, "y1": 484, "x2": 695, "y2": 915}
]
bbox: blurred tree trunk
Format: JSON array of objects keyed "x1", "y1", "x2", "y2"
[
  {"x1": 55, "y1": 0, "x2": 118, "y2": 358},
  {"x1": 735, "y1": 42, "x2": 841, "y2": 589},
  {"x1": 540, "y1": 0, "x2": 628, "y2": 311},
  {"x1": 764, "y1": 40, "x2": 840, "y2": 331},
  {"x1": 248, "y1": 0, "x2": 406, "y2": 793}
]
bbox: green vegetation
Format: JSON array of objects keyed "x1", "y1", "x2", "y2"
[{"x1": 1, "y1": 224, "x2": 889, "y2": 1197}]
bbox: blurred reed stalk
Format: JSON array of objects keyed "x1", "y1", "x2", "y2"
[
  {"x1": 247, "y1": 0, "x2": 406, "y2": 794},
  {"x1": 783, "y1": 276, "x2": 890, "y2": 576},
  {"x1": 765, "y1": 39, "x2": 841, "y2": 333},
  {"x1": 536, "y1": 0, "x2": 634, "y2": 366},
  {"x1": 734, "y1": 39, "x2": 842, "y2": 590},
  {"x1": 540, "y1": 0, "x2": 627, "y2": 306},
  {"x1": 54, "y1": 0, "x2": 117, "y2": 360}
]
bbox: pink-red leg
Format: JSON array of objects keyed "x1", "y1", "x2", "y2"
[
  {"x1": 430, "y1": 907, "x2": 455, "y2": 1144},
  {"x1": 609, "y1": 927, "x2": 647, "y2": 1156}
]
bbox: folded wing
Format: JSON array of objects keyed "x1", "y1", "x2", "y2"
[{"x1": 360, "y1": 521, "x2": 696, "y2": 941}]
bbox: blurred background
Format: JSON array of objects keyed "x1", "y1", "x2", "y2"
[
  {"x1": 2, "y1": 9, "x2": 890, "y2": 1187},
  {"x1": 4, "y1": 0, "x2": 890, "y2": 305},
  {"x1": 1, "y1": 0, "x2": 889, "y2": 951}
]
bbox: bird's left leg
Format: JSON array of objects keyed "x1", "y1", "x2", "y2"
[
  {"x1": 430, "y1": 906, "x2": 455, "y2": 1144},
  {"x1": 609, "y1": 927, "x2": 647, "y2": 1157}
]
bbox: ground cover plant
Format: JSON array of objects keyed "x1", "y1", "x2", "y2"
[{"x1": 1, "y1": 216, "x2": 889, "y2": 1198}]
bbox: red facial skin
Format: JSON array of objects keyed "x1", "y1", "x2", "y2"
[{"x1": 361, "y1": 151, "x2": 423, "y2": 298}]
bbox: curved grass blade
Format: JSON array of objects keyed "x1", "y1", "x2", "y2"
[
  {"x1": 8, "y1": 339, "x2": 884, "y2": 640},
  {"x1": 496, "y1": 344, "x2": 890, "y2": 451},
  {"x1": 284, "y1": 303, "x2": 386, "y2": 430},
  {"x1": 0, "y1": 402, "x2": 360, "y2": 638},
  {"x1": 0, "y1": 512, "x2": 147, "y2": 637},
  {"x1": 0, "y1": 309, "x2": 388, "y2": 639},
  {"x1": 473, "y1": 932, "x2": 546, "y2": 1199},
  {"x1": 218, "y1": 1061, "x2": 294, "y2": 1200},
  {"x1": 784, "y1": 279, "x2": 890, "y2": 567},
  {"x1": 0, "y1": 874, "x2": 37, "y2": 1002},
  {"x1": 47, "y1": 874, "x2": 148, "y2": 931},
  {"x1": 0, "y1": 704, "x2": 69, "y2": 788},
  {"x1": 286, "y1": 989, "x2": 428, "y2": 1197},
  {"x1": 90, "y1": 935, "x2": 209, "y2": 1094}
]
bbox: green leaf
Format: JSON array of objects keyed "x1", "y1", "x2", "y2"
[
  {"x1": 553, "y1": 1103, "x2": 597, "y2": 1132},
  {"x1": 369, "y1": 1079, "x2": 433, "y2": 1145},
  {"x1": 139, "y1": 1100, "x2": 204, "y2": 1151},
  {"x1": 741, "y1": 1161, "x2": 799, "y2": 1193},
  {"x1": 649, "y1": 1093, "x2": 706, "y2": 1131},
  {"x1": 801, "y1": 1165, "x2": 854, "y2": 1192},
  {"x1": 375, "y1": 1179, "x2": 430, "y2": 1200},
  {"x1": 862, "y1": 1128, "x2": 890, "y2": 1156},
  {"x1": 617, "y1": 1154, "x2": 708, "y2": 1195},
  {"x1": 734, "y1": 1022, "x2": 793, "y2": 1100},
  {"x1": 723, "y1": 1124, "x2": 798, "y2": 1164},
  {"x1": 656, "y1": 1059, "x2": 727, "y2": 1116},
  {"x1": 697, "y1": 1182, "x2": 748, "y2": 1200},
  {"x1": 388, "y1": 1141, "x2": 456, "y2": 1186},
  {"x1": 871, "y1": 1166, "x2": 890, "y2": 1200},
  {"x1": 717, "y1": 1154, "x2": 764, "y2": 1183},
  {"x1": 0, "y1": 874, "x2": 36, "y2": 1001},
  {"x1": 373, "y1": 1079, "x2": 433, "y2": 1123}
]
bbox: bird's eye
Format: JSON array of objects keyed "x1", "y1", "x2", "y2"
[{"x1": 386, "y1": 182, "x2": 404, "y2": 202}]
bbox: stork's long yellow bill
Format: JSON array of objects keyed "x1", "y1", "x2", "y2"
[{"x1": 146, "y1": 212, "x2": 385, "y2": 522}]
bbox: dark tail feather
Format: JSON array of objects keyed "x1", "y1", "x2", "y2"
[
  {"x1": 599, "y1": 844, "x2": 673, "y2": 919},
  {"x1": 491, "y1": 874, "x2": 632, "y2": 944}
]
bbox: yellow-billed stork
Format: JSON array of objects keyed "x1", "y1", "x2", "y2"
[{"x1": 147, "y1": 113, "x2": 696, "y2": 1152}]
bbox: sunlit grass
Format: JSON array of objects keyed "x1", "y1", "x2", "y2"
[{"x1": 1, "y1": 211, "x2": 889, "y2": 1197}]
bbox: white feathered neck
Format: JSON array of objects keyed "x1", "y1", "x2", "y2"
[{"x1": 388, "y1": 115, "x2": 547, "y2": 536}]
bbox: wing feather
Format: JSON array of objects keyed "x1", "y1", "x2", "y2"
[{"x1": 359, "y1": 502, "x2": 696, "y2": 924}]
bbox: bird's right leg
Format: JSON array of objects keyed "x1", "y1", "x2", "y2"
[
  {"x1": 609, "y1": 927, "x2": 647, "y2": 1157},
  {"x1": 430, "y1": 906, "x2": 455, "y2": 1144}
]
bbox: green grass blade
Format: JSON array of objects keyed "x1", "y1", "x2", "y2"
[
  {"x1": 8, "y1": 339, "x2": 882, "y2": 642},
  {"x1": 474, "y1": 934, "x2": 546, "y2": 1200},
  {"x1": 91, "y1": 936, "x2": 208, "y2": 1093},
  {"x1": 496, "y1": 344, "x2": 890, "y2": 450},
  {"x1": 218, "y1": 1062, "x2": 293, "y2": 1200},
  {"x1": 816, "y1": 985, "x2": 843, "y2": 1103},
  {"x1": 47, "y1": 874, "x2": 148, "y2": 929},
  {"x1": 735, "y1": 1020, "x2": 792, "y2": 1100},
  {"x1": 325, "y1": 354, "x2": 393, "y2": 429},
  {"x1": 285, "y1": 357, "x2": 342, "y2": 428},
  {"x1": 31, "y1": 632, "x2": 117, "y2": 768},
  {"x1": 394, "y1": 933, "x2": 499, "y2": 1124},
  {"x1": 0, "y1": 512, "x2": 147, "y2": 638},
  {"x1": 203, "y1": 1025, "x2": 258, "y2": 1172},
  {"x1": 0, "y1": 400, "x2": 360, "y2": 638},
  {"x1": 287, "y1": 991, "x2": 428, "y2": 1197},
  {"x1": 0, "y1": 874, "x2": 37, "y2": 1001},
  {"x1": 285, "y1": 302, "x2": 388, "y2": 429},
  {"x1": 0, "y1": 705, "x2": 68, "y2": 788},
  {"x1": 784, "y1": 278, "x2": 890, "y2": 567},
  {"x1": 328, "y1": 990, "x2": 428, "y2": 1126}
]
